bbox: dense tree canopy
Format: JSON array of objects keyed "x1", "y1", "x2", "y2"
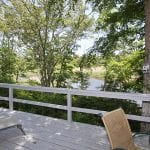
[
  {"x1": 89, "y1": 0, "x2": 145, "y2": 92},
  {"x1": 0, "y1": 0, "x2": 93, "y2": 87},
  {"x1": 0, "y1": 0, "x2": 148, "y2": 92}
]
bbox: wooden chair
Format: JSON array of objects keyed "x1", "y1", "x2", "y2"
[
  {"x1": 102, "y1": 108, "x2": 141, "y2": 150},
  {"x1": 0, "y1": 116, "x2": 26, "y2": 135}
]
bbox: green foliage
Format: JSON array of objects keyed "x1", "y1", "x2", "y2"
[
  {"x1": 15, "y1": 56, "x2": 30, "y2": 82},
  {"x1": 24, "y1": 80, "x2": 39, "y2": 86},
  {"x1": 72, "y1": 96, "x2": 140, "y2": 115},
  {"x1": 14, "y1": 90, "x2": 67, "y2": 105},
  {"x1": 10, "y1": 90, "x2": 68, "y2": 120},
  {"x1": 93, "y1": 0, "x2": 144, "y2": 57},
  {"x1": 73, "y1": 71, "x2": 89, "y2": 89},
  {"x1": 89, "y1": 0, "x2": 144, "y2": 92},
  {"x1": 1, "y1": 0, "x2": 94, "y2": 87},
  {"x1": 104, "y1": 51, "x2": 144, "y2": 92},
  {"x1": 54, "y1": 55, "x2": 74, "y2": 88},
  {"x1": 71, "y1": 54, "x2": 99, "y2": 89},
  {"x1": 0, "y1": 47, "x2": 16, "y2": 83}
]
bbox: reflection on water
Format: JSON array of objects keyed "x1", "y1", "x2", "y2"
[{"x1": 71, "y1": 78, "x2": 104, "y2": 90}]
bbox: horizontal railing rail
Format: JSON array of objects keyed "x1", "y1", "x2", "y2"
[{"x1": 0, "y1": 83, "x2": 150, "y2": 123}]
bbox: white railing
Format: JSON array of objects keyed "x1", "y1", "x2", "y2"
[{"x1": 0, "y1": 83, "x2": 150, "y2": 123}]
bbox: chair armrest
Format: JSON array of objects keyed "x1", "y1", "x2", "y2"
[
  {"x1": 96, "y1": 113, "x2": 103, "y2": 117},
  {"x1": 133, "y1": 131, "x2": 150, "y2": 137},
  {"x1": 133, "y1": 131, "x2": 150, "y2": 144}
]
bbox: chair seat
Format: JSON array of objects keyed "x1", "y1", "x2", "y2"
[
  {"x1": 0, "y1": 116, "x2": 25, "y2": 135},
  {"x1": 0, "y1": 116, "x2": 18, "y2": 130}
]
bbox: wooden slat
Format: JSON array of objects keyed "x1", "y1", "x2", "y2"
[
  {"x1": 0, "y1": 141, "x2": 30, "y2": 150},
  {"x1": 0, "y1": 83, "x2": 68, "y2": 94},
  {"x1": 0, "y1": 96, "x2": 9, "y2": 101},
  {"x1": 13, "y1": 98, "x2": 67, "y2": 110},
  {"x1": 72, "y1": 107, "x2": 106, "y2": 114},
  {"x1": 0, "y1": 98, "x2": 150, "y2": 122},
  {"x1": 71, "y1": 107, "x2": 150, "y2": 123},
  {"x1": 127, "y1": 114, "x2": 150, "y2": 123},
  {"x1": 0, "y1": 83, "x2": 150, "y2": 102},
  {"x1": 0, "y1": 109, "x2": 149, "y2": 150}
]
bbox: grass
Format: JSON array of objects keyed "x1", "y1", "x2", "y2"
[
  {"x1": 18, "y1": 66, "x2": 106, "y2": 84},
  {"x1": 88, "y1": 66, "x2": 106, "y2": 80}
]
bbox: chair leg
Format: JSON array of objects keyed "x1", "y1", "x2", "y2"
[{"x1": 17, "y1": 124, "x2": 26, "y2": 135}]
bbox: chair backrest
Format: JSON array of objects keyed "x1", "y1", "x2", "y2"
[{"x1": 102, "y1": 108, "x2": 136, "y2": 150}]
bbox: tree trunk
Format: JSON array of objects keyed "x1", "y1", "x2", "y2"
[{"x1": 141, "y1": 0, "x2": 150, "y2": 132}]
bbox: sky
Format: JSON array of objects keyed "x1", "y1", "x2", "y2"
[
  {"x1": 75, "y1": 1, "x2": 99, "y2": 56},
  {"x1": 2, "y1": 0, "x2": 99, "y2": 56},
  {"x1": 76, "y1": 37, "x2": 96, "y2": 56}
]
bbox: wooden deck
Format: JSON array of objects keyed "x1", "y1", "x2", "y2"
[{"x1": 0, "y1": 108, "x2": 149, "y2": 150}]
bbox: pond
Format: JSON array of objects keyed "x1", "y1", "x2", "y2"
[{"x1": 71, "y1": 78, "x2": 104, "y2": 90}]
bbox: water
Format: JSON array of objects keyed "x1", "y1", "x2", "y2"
[
  {"x1": 71, "y1": 78, "x2": 104, "y2": 90},
  {"x1": 19, "y1": 76, "x2": 104, "y2": 90},
  {"x1": 71, "y1": 78, "x2": 142, "y2": 106}
]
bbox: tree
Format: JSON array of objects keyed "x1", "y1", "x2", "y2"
[
  {"x1": 104, "y1": 51, "x2": 144, "y2": 92},
  {"x1": 0, "y1": 47, "x2": 16, "y2": 83},
  {"x1": 2, "y1": 0, "x2": 93, "y2": 87},
  {"x1": 89, "y1": 0, "x2": 145, "y2": 92},
  {"x1": 0, "y1": 2, "x2": 18, "y2": 83},
  {"x1": 90, "y1": 0, "x2": 144, "y2": 54},
  {"x1": 141, "y1": 0, "x2": 150, "y2": 132},
  {"x1": 144, "y1": 0, "x2": 150, "y2": 92}
]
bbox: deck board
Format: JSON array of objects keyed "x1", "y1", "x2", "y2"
[{"x1": 0, "y1": 108, "x2": 149, "y2": 150}]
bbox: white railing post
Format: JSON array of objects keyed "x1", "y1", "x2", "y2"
[
  {"x1": 67, "y1": 89, "x2": 72, "y2": 123},
  {"x1": 9, "y1": 86, "x2": 13, "y2": 110}
]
